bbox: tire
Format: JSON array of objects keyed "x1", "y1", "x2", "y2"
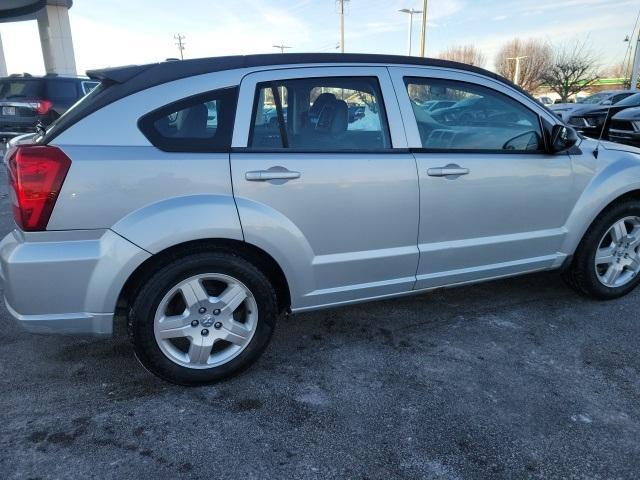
[
  {"x1": 129, "y1": 250, "x2": 278, "y2": 385},
  {"x1": 564, "y1": 199, "x2": 640, "y2": 300}
]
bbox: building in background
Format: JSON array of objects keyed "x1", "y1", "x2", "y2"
[{"x1": 0, "y1": 0, "x2": 76, "y2": 76}]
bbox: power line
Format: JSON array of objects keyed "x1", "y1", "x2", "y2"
[
  {"x1": 174, "y1": 34, "x2": 186, "y2": 60},
  {"x1": 272, "y1": 44, "x2": 292, "y2": 53}
]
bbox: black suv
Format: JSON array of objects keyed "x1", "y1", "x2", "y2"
[{"x1": 0, "y1": 74, "x2": 99, "y2": 142}]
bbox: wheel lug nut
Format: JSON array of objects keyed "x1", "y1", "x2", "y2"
[
  {"x1": 201, "y1": 329, "x2": 209, "y2": 336},
  {"x1": 191, "y1": 320, "x2": 199, "y2": 327},
  {"x1": 198, "y1": 307, "x2": 206, "y2": 314},
  {"x1": 214, "y1": 322, "x2": 222, "y2": 329},
  {"x1": 213, "y1": 309, "x2": 221, "y2": 316}
]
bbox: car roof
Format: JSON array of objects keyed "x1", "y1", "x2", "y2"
[
  {"x1": 87, "y1": 53, "x2": 523, "y2": 94},
  {"x1": 0, "y1": 74, "x2": 91, "y2": 81}
]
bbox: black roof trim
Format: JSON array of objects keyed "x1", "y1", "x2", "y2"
[
  {"x1": 86, "y1": 64, "x2": 155, "y2": 84},
  {"x1": 85, "y1": 52, "x2": 525, "y2": 94}
]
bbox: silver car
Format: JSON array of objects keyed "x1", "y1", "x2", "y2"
[{"x1": 2, "y1": 54, "x2": 640, "y2": 385}]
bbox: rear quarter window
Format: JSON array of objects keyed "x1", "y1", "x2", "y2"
[
  {"x1": 0, "y1": 79, "x2": 44, "y2": 100},
  {"x1": 46, "y1": 80, "x2": 80, "y2": 100},
  {"x1": 138, "y1": 87, "x2": 238, "y2": 152}
]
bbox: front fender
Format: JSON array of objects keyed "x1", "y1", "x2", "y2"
[
  {"x1": 562, "y1": 151, "x2": 640, "y2": 255},
  {"x1": 111, "y1": 194, "x2": 243, "y2": 254}
]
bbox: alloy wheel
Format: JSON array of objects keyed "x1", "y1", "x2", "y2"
[
  {"x1": 153, "y1": 273, "x2": 258, "y2": 369},
  {"x1": 594, "y1": 216, "x2": 640, "y2": 288}
]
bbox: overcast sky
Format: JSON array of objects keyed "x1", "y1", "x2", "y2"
[{"x1": 0, "y1": 0, "x2": 636, "y2": 75}]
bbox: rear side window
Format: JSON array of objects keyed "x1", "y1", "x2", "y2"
[
  {"x1": 138, "y1": 87, "x2": 238, "y2": 152},
  {"x1": 405, "y1": 77, "x2": 543, "y2": 152},
  {"x1": 0, "y1": 79, "x2": 44, "y2": 100},
  {"x1": 46, "y1": 80, "x2": 79, "y2": 100},
  {"x1": 249, "y1": 77, "x2": 391, "y2": 150}
]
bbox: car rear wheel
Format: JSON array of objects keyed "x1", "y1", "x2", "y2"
[
  {"x1": 129, "y1": 250, "x2": 277, "y2": 385},
  {"x1": 564, "y1": 200, "x2": 640, "y2": 299}
]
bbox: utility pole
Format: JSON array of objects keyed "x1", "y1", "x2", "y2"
[
  {"x1": 399, "y1": 8, "x2": 422, "y2": 56},
  {"x1": 507, "y1": 55, "x2": 528, "y2": 86},
  {"x1": 337, "y1": 0, "x2": 349, "y2": 53},
  {"x1": 419, "y1": 0, "x2": 427, "y2": 57},
  {"x1": 174, "y1": 34, "x2": 186, "y2": 60},
  {"x1": 631, "y1": 32, "x2": 640, "y2": 90},
  {"x1": 272, "y1": 44, "x2": 292, "y2": 54}
]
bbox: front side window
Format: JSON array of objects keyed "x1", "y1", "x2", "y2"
[
  {"x1": 249, "y1": 77, "x2": 391, "y2": 150},
  {"x1": 405, "y1": 77, "x2": 543, "y2": 151},
  {"x1": 138, "y1": 87, "x2": 237, "y2": 152}
]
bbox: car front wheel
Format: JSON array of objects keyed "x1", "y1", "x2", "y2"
[{"x1": 565, "y1": 200, "x2": 640, "y2": 300}]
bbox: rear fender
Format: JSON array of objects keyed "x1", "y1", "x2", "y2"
[{"x1": 111, "y1": 194, "x2": 243, "y2": 254}]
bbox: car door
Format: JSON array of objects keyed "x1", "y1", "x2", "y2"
[
  {"x1": 231, "y1": 66, "x2": 420, "y2": 310},
  {"x1": 389, "y1": 66, "x2": 574, "y2": 289}
]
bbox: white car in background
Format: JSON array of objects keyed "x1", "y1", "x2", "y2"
[
  {"x1": 536, "y1": 96, "x2": 554, "y2": 106},
  {"x1": 550, "y1": 90, "x2": 637, "y2": 121}
]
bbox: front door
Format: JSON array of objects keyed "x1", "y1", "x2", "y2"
[
  {"x1": 231, "y1": 67, "x2": 420, "y2": 310},
  {"x1": 390, "y1": 67, "x2": 574, "y2": 289}
]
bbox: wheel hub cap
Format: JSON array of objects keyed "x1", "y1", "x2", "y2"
[
  {"x1": 153, "y1": 273, "x2": 258, "y2": 369},
  {"x1": 200, "y1": 314, "x2": 215, "y2": 328},
  {"x1": 594, "y1": 216, "x2": 640, "y2": 288}
]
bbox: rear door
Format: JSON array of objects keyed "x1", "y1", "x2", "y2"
[
  {"x1": 231, "y1": 66, "x2": 420, "y2": 310},
  {"x1": 389, "y1": 66, "x2": 574, "y2": 289}
]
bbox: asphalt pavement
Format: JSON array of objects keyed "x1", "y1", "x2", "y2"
[{"x1": 0, "y1": 167, "x2": 639, "y2": 479}]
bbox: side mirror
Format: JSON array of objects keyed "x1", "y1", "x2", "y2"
[{"x1": 550, "y1": 124, "x2": 578, "y2": 153}]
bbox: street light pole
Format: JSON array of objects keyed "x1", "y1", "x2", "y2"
[
  {"x1": 507, "y1": 55, "x2": 528, "y2": 86},
  {"x1": 419, "y1": 0, "x2": 427, "y2": 57},
  {"x1": 337, "y1": 0, "x2": 349, "y2": 53},
  {"x1": 399, "y1": 8, "x2": 422, "y2": 56},
  {"x1": 631, "y1": 33, "x2": 640, "y2": 90}
]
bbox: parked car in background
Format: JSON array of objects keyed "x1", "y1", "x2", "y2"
[
  {"x1": 610, "y1": 105, "x2": 640, "y2": 147},
  {"x1": 568, "y1": 92, "x2": 640, "y2": 140},
  {"x1": 536, "y1": 96, "x2": 554, "y2": 106},
  {"x1": 550, "y1": 90, "x2": 636, "y2": 121},
  {"x1": 3, "y1": 54, "x2": 640, "y2": 386},
  {"x1": 0, "y1": 73, "x2": 98, "y2": 143}
]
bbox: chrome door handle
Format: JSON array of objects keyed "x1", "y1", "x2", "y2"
[
  {"x1": 427, "y1": 164, "x2": 470, "y2": 177},
  {"x1": 245, "y1": 169, "x2": 301, "y2": 181}
]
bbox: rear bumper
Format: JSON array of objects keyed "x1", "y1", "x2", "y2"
[{"x1": 0, "y1": 228, "x2": 151, "y2": 335}]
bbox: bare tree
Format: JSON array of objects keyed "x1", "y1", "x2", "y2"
[
  {"x1": 495, "y1": 38, "x2": 552, "y2": 92},
  {"x1": 604, "y1": 61, "x2": 629, "y2": 79},
  {"x1": 542, "y1": 41, "x2": 600, "y2": 102},
  {"x1": 438, "y1": 45, "x2": 486, "y2": 67}
]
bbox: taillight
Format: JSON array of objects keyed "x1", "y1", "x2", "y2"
[
  {"x1": 36, "y1": 99, "x2": 53, "y2": 115},
  {"x1": 7, "y1": 145, "x2": 71, "y2": 231}
]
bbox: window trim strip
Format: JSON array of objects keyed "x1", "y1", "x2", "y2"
[{"x1": 271, "y1": 82, "x2": 289, "y2": 148}]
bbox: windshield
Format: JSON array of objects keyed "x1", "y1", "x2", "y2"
[
  {"x1": 615, "y1": 93, "x2": 640, "y2": 107},
  {"x1": 0, "y1": 79, "x2": 44, "y2": 100},
  {"x1": 578, "y1": 92, "x2": 610, "y2": 104}
]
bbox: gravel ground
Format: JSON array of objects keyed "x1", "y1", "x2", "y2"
[{"x1": 0, "y1": 170, "x2": 639, "y2": 479}]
